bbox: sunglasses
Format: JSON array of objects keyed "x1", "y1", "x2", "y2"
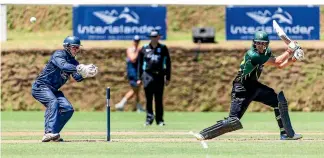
[
  {"x1": 254, "y1": 41, "x2": 268, "y2": 46},
  {"x1": 71, "y1": 45, "x2": 80, "y2": 49}
]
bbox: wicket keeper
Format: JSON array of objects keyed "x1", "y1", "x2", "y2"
[
  {"x1": 193, "y1": 31, "x2": 304, "y2": 140},
  {"x1": 31, "y1": 36, "x2": 98, "y2": 142}
]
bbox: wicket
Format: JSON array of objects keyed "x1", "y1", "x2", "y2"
[{"x1": 106, "y1": 87, "x2": 111, "y2": 142}]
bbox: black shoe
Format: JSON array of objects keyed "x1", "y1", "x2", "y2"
[{"x1": 144, "y1": 113, "x2": 154, "y2": 126}]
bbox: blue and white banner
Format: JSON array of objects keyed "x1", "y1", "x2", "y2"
[
  {"x1": 226, "y1": 6, "x2": 320, "y2": 40},
  {"x1": 73, "y1": 5, "x2": 167, "y2": 40}
]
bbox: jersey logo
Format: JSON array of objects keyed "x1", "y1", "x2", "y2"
[
  {"x1": 145, "y1": 48, "x2": 151, "y2": 52},
  {"x1": 157, "y1": 48, "x2": 161, "y2": 53},
  {"x1": 147, "y1": 54, "x2": 160, "y2": 61}
]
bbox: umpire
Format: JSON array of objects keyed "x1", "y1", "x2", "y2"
[{"x1": 137, "y1": 30, "x2": 171, "y2": 126}]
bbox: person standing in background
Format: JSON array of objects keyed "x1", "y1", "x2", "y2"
[
  {"x1": 115, "y1": 35, "x2": 145, "y2": 113},
  {"x1": 137, "y1": 30, "x2": 172, "y2": 126}
]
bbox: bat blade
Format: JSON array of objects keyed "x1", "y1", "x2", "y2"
[{"x1": 273, "y1": 20, "x2": 291, "y2": 44}]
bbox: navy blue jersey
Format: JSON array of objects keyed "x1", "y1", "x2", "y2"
[
  {"x1": 126, "y1": 57, "x2": 138, "y2": 80},
  {"x1": 34, "y1": 50, "x2": 83, "y2": 90}
]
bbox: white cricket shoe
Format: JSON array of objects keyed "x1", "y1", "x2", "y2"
[
  {"x1": 42, "y1": 133, "x2": 60, "y2": 142},
  {"x1": 280, "y1": 133, "x2": 303, "y2": 140},
  {"x1": 157, "y1": 122, "x2": 165, "y2": 126},
  {"x1": 115, "y1": 102, "x2": 124, "y2": 111},
  {"x1": 189, "y1": 131, "x2": 205, "y2": 141}
]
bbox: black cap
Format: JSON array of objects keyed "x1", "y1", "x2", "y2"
[
  {"x1": 149, "y1": 30, "x2": 160, "y2": 37},
  {"x1": 133, "y1": 35, "x2": 140, "y2": 41}
]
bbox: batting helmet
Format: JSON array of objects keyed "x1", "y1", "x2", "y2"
[{"x1": 63, "y1": 36, "x2": 82, "y2": 48}]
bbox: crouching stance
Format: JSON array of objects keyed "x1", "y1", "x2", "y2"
[
  {"x1": 194, "y1": 31, "x2": 304, "y2": 141},
  {"x1": 31, "y1": 36, "x2": 98, "y2": 142}
]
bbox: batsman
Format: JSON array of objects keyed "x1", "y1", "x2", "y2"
[
  {"x1": 31, "y1": 36, "x2": 98, "y2": 142},
  {"x1": 193, "y1": 31, "x2": 304, "y2": 141}
]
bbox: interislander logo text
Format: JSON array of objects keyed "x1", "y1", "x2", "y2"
[
  {"x1": 229, "y1": 7, "x2": 315, "y2": 36},
  {"x1": 77, "y1": 7, "x2": 161, "y2": 35}
]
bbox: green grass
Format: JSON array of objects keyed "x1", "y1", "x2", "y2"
[
  {"x1": 2, "y1": 112, "x2": 324, "y2": 158},
  {"x1": 1, "y1": 30, "x2": 226, "y2": 50},
  {"x1": 2, "y1": 29, "x2": 321, "y2": 51},
  {"x1": 6, "y1": 30, "x2": 198, "y2": 42}
]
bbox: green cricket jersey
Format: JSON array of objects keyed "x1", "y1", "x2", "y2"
[{"x1": 235, "y1": 47, "x2": 273, "y2": 82}]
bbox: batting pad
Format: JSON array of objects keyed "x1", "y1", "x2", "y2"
[
  {"x1": 278, "y1": 91, "x2": 296, "y2": 138},
  {"x1": 199, "y1": 117, "x2": 243, "y2": 140}
]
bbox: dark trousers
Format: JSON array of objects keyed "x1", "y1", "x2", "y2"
[
  {"x1": 229, "y1": 81, "x2": 286, "y2": 134},
  {"x1": 230, "y1": 81, "x2": 278, "y2": 117},
  {"x1": 142, "y1": 72, "x2": 165, "y2": 124},
  {"x1": 31, "y1": 83, "x2": 74, "y2": 134}
]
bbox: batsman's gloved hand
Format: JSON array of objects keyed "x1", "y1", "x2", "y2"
[
  {"x1": 288, "y1": 41, "x2": 301, "y2": 53},
  {"x1": 293, "y1": 49, "x2": 304, "y2": 61}
]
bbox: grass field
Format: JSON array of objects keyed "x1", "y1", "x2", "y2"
[
  {"x1": 3, "y1": 30, "x2": 324, "y2": 51},
  {"x1": 2, "y1": 112, "x2": 324, "y2": 158},
  {"x1": 1, "y1": 30, "x2": 227, "y2": 50}
]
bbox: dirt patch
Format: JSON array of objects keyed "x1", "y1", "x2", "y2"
[
  {"x1": 3, "y1": 131, "x2": 324, "y2": 144},
  {"x1": 3, "y1": 131, "x2": 324, "y2": 136},
  {"x1": 2, "y1": 138, "x2": 324, "y2": 144}
]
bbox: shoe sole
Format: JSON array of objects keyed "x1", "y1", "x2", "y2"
[
  {"x1": 52, "y1": 138, "x2": 64, "y2": 142},
  {"x1": 281, "y1": 137, "x2": 303, "y2": 140},
  {"x1": 280, "y1": 135, "x2": 303, "y2": 140}
]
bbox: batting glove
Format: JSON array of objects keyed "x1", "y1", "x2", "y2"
[
  {"x1": 288, "y1": 41, "x2": 301, "y2": 53},
  {"x1": 293, "y1": 49, "x2": 304, "y2": 61}
]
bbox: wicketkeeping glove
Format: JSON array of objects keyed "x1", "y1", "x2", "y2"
[
  {"x1": 86, "y1": 64, "x2": 98, "y2": 77},
  {"x1": 76, "y1": 64, "x2": 98, "y2": 78},
  {"x1": 76, "y1": 64, "x2": 88, "y2": 78}
]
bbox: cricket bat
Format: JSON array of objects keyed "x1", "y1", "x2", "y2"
[
  {"x1": 273, "y1": 20, "x2": 305, "y2": 60},
  {"x1": 272, "y1": 20, "x2": 291, "y2": 45}
]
